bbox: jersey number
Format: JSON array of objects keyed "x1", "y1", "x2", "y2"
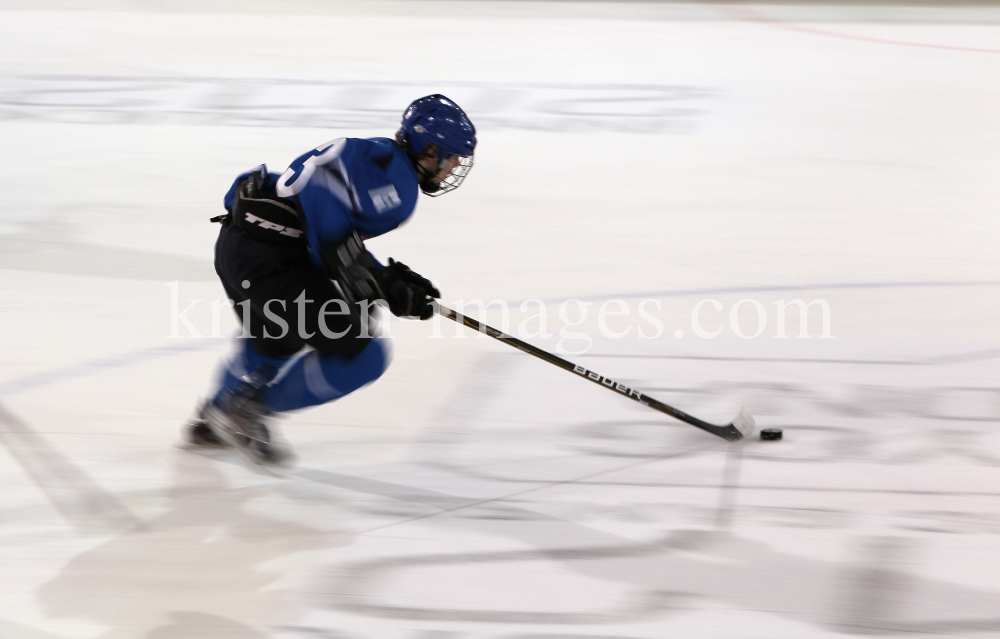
[{"x1": 276, "y1": 138, "x2": 347, "y2": 198}]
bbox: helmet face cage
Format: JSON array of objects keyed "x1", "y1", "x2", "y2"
[
  {"x1": 398, "y1": 95, "x2": 476, "y2": 196},
  {"x1": 418, "y1": 152, "x2": 474, "y2": 197}
]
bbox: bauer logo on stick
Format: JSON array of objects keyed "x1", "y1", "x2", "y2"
[
  {"x1": 438, "y1": 304, "x2": 751, "y2": 442},
  {"x1": 573, "y1": 365, "x2": 643, "y2": 400}
]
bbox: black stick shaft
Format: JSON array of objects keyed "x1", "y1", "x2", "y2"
[{"x1": 436, "y1": 305, "x2": 744, "y2": 441}]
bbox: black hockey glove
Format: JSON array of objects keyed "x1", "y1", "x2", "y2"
[
  {"x1": 320, "y1": 231, "x2": 384, "y2": 305},
  {"x1": 377, "y1": 258, "x2": 440, "y2": 320}
]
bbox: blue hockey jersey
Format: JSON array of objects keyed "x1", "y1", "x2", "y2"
[{"x1": 223, "y1": 137, "x2": 419, "y2": 270}]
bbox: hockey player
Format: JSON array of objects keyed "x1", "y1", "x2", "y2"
[{"x1": 186, "y1": 95, "x2": 477, "y2": 465}]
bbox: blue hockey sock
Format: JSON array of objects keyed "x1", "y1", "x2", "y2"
[
  {"x1": 211, "y1": 342, "x2": 292, "y2": 408},
  {"x1": 261, "y1": 338, "x2": 390, "y2": 412}
]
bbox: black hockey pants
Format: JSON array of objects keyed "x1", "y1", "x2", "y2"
[{"x1": 214, "y1": 223, "x2": 373, "y2": 359}]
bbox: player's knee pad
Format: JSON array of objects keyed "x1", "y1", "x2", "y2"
[
  {"x1": 256, "y1": 338, "x2": 391, "y2": 412},
  {"x1": 296, "y1": 337, "x2": 390, "y2": 405},
  {"x1": 335, "y1": 336, "x2": 390, "y2": 388}
]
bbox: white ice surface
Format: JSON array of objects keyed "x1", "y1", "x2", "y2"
[{"x1": 1, "y1": 2, "x2": 999, "y2": 638}]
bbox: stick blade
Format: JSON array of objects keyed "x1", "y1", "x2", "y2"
[{"x1": 730, "y1": 406, "x2": 756, "y2": 440}]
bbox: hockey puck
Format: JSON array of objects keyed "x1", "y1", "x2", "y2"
[{"x1": 760, "y1": 428, "x2": 783, "y2": 441}]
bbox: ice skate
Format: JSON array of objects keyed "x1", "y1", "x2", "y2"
[
  {"x1": 202, "y1": 373, "x2": 294, "y2": 468},
  {"x1": 183, "y1": 403, "x2": 227, "y2": 448}
]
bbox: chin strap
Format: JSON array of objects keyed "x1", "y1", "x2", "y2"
[{"x1": 395, "y1": 137, "x2": 447, "y2": 195}]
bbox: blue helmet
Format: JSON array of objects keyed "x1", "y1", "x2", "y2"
[{"x1": 397, "y1": 95, "x2": 476, "y2": 196}]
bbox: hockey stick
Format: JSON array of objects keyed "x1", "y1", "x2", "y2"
[{"x1": 436, "y1": 305, "x2": 755, "y2": 442}]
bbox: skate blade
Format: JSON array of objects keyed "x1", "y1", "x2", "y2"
[{"x1": 202, "y1": 405, "x2": 295, "y2": 470}]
